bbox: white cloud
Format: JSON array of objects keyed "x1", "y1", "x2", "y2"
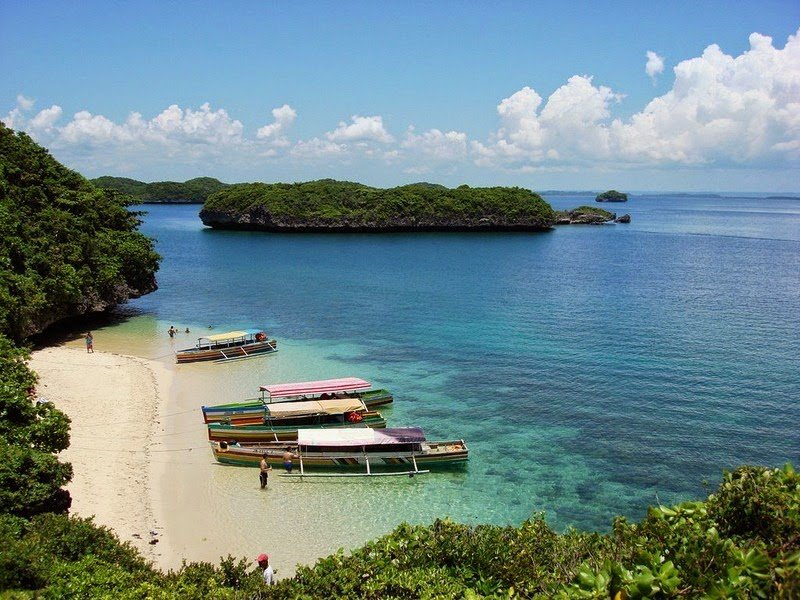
[
  {"x1": 472, "y1": 77, "x2": 622, "y2": 167},
  {"x1": 28, "y1": 105, "x2": 63, "y2": 132},
  {"x1": 474, "y1": 28, "x2": 800, "y2": 169},
  {"x1": 256, "y1": 104, "x2": 297, "y2": 141},
  {"x1": 326, "y1": 115, "x2": 394, "y2": 143},
  {"x1": 290, "y1": 137, "x2": 345, "y2": 159},
  {"x1": 16, "y1": 94, "x2": 34, "y2": 111},
  {"x1": 646, "y1": 51, "x2": 665, "y2": 80},
  {"x1": 612, "y1": 30, "x2": 800, "y2": 165},
  {"x1": 401, "y1": 127, "x2": 468, "y2": 161}
]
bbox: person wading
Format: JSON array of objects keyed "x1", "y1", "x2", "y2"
[{"x1": 259, "y1": 453, "x2": 272, "y2": 488}]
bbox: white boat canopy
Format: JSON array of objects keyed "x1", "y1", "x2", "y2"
[
  {"x1": 264, "y1": 398, "x2": 365, "y2": 418},
  {"x1": 298, "y1": 427, "x2": 426, "y2": 447},
  {"x1": 260, "y1": 377, "x2": 371, "y2": 398},
  {"x1": 200, "y1": 329, "x2": 264, "y2": 343}
]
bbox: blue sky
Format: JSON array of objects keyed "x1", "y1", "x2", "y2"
[{"x1": 2, "y1": 1, "x2": 799, "y2": 191}]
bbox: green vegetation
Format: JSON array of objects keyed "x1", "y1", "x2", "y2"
[
  {"x1": 276, "y1": 467, "x2": 800, "y2": 597},
  {"x1": 0, "y1": 123, "x2": 161, "y2": 341},
  {"x1": 595, "y1": 190, "x2": 628, "y2": 202},
  {"x1": 92, "y1": 176, "x2": 229, "y2": 203},
  {"x1": 201, "y1": 179, "x2": 556, "y2": 229}
]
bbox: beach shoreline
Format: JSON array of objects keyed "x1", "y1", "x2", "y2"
[{"x1": 29, "y1": 345, "x2": 174, "y2": 567}]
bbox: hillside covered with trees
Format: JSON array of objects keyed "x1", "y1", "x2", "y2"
[
  {"x1": 200, "y1": 179, "x2": 557, "y2": 231},
  {"x1": 0, "y1": 123, "x2": 161, "y2": 341},
  {"x1": 92, "y1": 176, "x2": 229, "y2": 203}
]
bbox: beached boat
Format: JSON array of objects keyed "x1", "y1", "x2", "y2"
[
  {"x1": 201, "y1": 377, "x2": 392, "y2": 424},
  {"x1": 210, "y1": 427, "x2": 469, "y2": 476},
  {"x1": 206, "y1": 397, "x2": 386, "y2": 443},
  {"x1": 176, "y1": 329, "x2": 277, "y2": 364}
]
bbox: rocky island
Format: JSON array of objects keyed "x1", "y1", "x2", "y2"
[
  {"x1": 596, "y1": 189, "x2": 628, "y2": 202},
  {"x1": 200, "y1": 180, "x2": 557, "y2": 232}
]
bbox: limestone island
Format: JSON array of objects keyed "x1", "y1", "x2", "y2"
[
  {"x1": 595, "y1": 189, "x2": 628, "y2": 202},
  {"x1": 199, "y1": 180, "x2": 556, "y2": 232}
]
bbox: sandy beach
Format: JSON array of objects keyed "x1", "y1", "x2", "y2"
[
  {"x1": 28, "y1": 336, "x2": 428, "y2": 578},
  {"x1": 28, "y1": 340, "x2": 371, "y2": 577},
  {"x1": 29, "y1": 346, "x2": 173, "y2": 565}
]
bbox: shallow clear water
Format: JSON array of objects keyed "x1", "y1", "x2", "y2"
[{"x1": 107, "y1": 195, "x2": 799, "y2": 547}]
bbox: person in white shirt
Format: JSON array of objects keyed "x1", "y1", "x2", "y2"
[{"x1": 257, "y1": 553, "x2": 274, "y2": 585}]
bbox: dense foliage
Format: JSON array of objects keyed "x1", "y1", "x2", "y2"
[
  {"x1": 92, "y1": 175, "x2": 229, "y2": 203},
  {"x1": 201, "y1": 179, "x2": 556, "y2": 229},
  {"x1": 0, "y1": 122, "x2": 161, "y2": 341},
  {"x1": 595, "y1": 190, "x2": 628, "y2": 202}
]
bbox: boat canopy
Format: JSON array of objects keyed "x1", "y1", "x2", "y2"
[
  {"x1": 264, "y1": 398, "x2": 365, "y2": 418},
  {"x1": 259, "y1": 377, "x2": 371, "y2": 398},
  {"x1": 200, "y1": 329, "x2": 264, "y2": 343},
  {"x1": 298, "y1": 427, "x2": 426, "y2": 447}
]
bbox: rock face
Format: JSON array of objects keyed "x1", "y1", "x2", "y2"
[
  {"x1": 200, "y1": 208, "x2": 555, "y2": 232},
  {"x1": 615, "y1": 214, "x2": 631, "y2": 223},
  {"x1": 596, "y1": 190, "x2": 628, "y2": 202},
  {"x1": 554, "y1": 206, "x2": 616, "y2": 225}
]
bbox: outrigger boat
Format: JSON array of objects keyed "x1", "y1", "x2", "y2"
[
  {"x1": 210, "y1": 427, "x2": 469, "y2": 477},
  {"x1": 206, "y1": 397, "x2": 386, "y2": 443},
  {"x1": 201, "y1": 377, "x2": 392, "y2": 424},
  {"x1": 176, "y1": 329, "x2": 277, "y2": 364}
]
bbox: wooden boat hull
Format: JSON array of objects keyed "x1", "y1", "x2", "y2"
[
  {"x1": 207, "y1": 413, "x2": 386, "y2": 443},
  {"x1": 177, "y1": 339, "x2": 277, "y2": 364},
  {"x1": 201, "y1": 389, "x2": 393, "y2": 424},
  {"x1": 210, "y1": 440, "x2": 469, "y2": 469}
]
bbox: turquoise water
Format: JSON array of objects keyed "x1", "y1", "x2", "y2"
[{"x1": 123, "y1": 195, "x2": 799, "y2": 534}]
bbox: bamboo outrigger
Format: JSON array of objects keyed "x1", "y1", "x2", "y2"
[
  {"x1": 201, "y1": 377, "x2": 393, "y2": 424},
  {"x1": 176, "y1": 329, "x2": 277, "y2": 364},
  {"x1": 210, "y1": 427, "x2": 469, "y2": 477}
]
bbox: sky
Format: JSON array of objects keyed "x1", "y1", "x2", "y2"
[{"x1": 2, "y1": 1, "x2": 799, "y2": 192}]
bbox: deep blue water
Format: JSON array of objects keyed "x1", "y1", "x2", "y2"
[{"x1": 127, "y1": 194, "x2": 800, "y2": 531}]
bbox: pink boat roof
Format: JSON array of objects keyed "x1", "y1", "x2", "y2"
[{"x1": 259, "y1": 377, "x2": 372, "y2": 398}]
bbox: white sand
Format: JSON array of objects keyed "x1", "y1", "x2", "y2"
[
  {"x1": 29, "y1": 346, "x2": 173, "y2": 566},
  {"x1": 29, "y1": 342, "x2": 396, "y2": 578}
]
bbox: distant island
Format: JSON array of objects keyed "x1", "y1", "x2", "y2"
[
  {"x1": 595, "y1": 189, "x2": 628, "y2": 202},
  {"x1": 555, "y1": 205, "x2": 629, "y2": 224},
  {"x1": 200, "y1": 180, "x2": 557, "y2": 232},
  {"x1": 92, "y1": 176, "x2": 228, "y2": 203}
]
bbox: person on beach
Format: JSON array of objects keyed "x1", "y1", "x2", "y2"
[
  {"x1": 259, "y1": 454, "x2": 272, "y2": 488},
  {"x1": 257, "y1": 553, "x2": 274, "y2": 585},
  {"x1": 282, "y1": 447, "x2": 298, "y2": 473},
  {"x1": 85, "y1": 332, "x2": 93, "y2": 353}
]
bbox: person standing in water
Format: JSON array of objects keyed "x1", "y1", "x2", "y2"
[
  {"x1": 85, "y1": 332, "x2": 93, "y2": 353},
  {"x1": 259, "y1": 453, "x2": 272, "y2": 488}
]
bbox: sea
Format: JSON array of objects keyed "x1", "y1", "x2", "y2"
[{"x1": 93, "y1": 194, "x2": 800, "y2": 567}]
